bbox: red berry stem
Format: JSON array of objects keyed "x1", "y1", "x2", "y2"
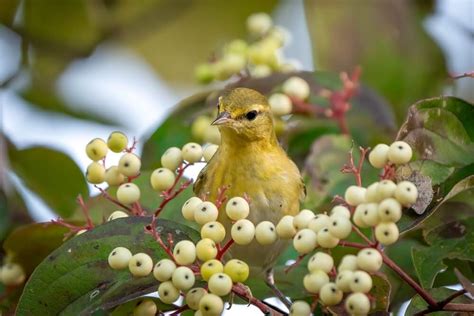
[
  {"x1": 144, "y1": 216, "x2": 176, "y2": 262},
  {"x1": 340, "y1": 146, "x2": 369, "y2": 187},
  {"x1": 154, "y1": 163, "x2": 193, "y2": 216},
  {"x1": 215, "y1": 185, "x2": 230, "y2": 209},
  {"x1": 284, "y1": 254, "x2": 306, "y2": 274},
  {"x1": 231, "y1": 283, "x2": 271, "y2": 314},
  {"x1": 216, "y1": 239, "x2": 235, "y2": 260},
  {"x1": 76, "y1": 195, "x2": 94, "y2": 229},
  {"x1": 94, "y1": 185, "x2": 134, "y2": 214}
]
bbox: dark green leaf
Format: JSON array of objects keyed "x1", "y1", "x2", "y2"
[
  {"x1": 406, "y1": 287, "x2": 472, "y2": 315},
  {"x1": 16, "y1": 217, "x2": 199, "y2": 315},
  {"x1": 8, "y1": 146, "x2": 88, "y2": 218},
  {"x1": 110, "y1": 297, "x2": 176, "y2": 316}
]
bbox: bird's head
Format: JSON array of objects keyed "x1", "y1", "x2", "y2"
[{"x1": 212, "y1": 88, "x2": 275, "y2": 143}]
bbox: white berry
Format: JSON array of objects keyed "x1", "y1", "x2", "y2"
[
  {"x1": 1, "y1": 263, "x2": 25, "y2": 286},
  {"x1": 107, "y1": 131, "x2": 128, "y2": 153},
  {"x1": 158, "y1": 281, "x2": 180, "y2": 304},
  {"x1": 328, "y1": 215, "x2": 352, "y2": 239},
  {"x1": 303, "y1": 270, "x2": 329, "y2": 293},
  {"x1": 345, "y1": 186, "x2": 367, "y2": 206},
  {"x1": 116, "y1": 183, "x2": 140, "y2": 205},
  {"x1": 331, "y1": 205, "x2": 351, "y2": 219},
  {"x1": 353, "y1": 204, "x2": 370, "y2": 228},
  {"x1": 269, "y1": 93, "x2": 293, "y2": 116},
  {"x1": 150, "y1": 168, "x2": 175, "y2": 191},
  {"x1": 246, "y1": 12, "x2": 272, "y2": 36},
  {"x1": 208, "y1": 273, "x2": 233, "y2": 296},
  {"x1": 153, "y1": 258, "x2": 176, "y2": 282},
  {"x1": 335, "y1": 270, "x2": 354, "y2": 292},
  {"x1": 161, "y1": 147, "x2": 182, "y2": 171},
  {"x1": 182, "y1": 197, "x2": 203, "y2": 221},
  {"x1": 108, "y1": 247, "x2": 132, "y2": 270},
  {"x1": 203, "y1": 144, "x2": 219, "y2": 162},
  {"x1": 338, "y1": 254, "x2": 358, "y2": 272},
  {"x1": 289, "y1": 300, "x2": 311, "y2": 316},
  {"x1": 319, "y1": 282, "x2": 343, "y2": 306},
  {"x1": 377, "y1": 179, "x2": 397, "y2": 199},
  {"x1": 350, "y1": 270, "x2": 373, "y2": 293},
  {"x1": 293, "y1": 228, "x2": 317, "y2": 254},
  {"x1": 276, "y1": 215, "x2": 297, "y2": 239},
  {"x1": 368, "y1": 144, "x2": 390, "y2": 168},
  {"x1": 199, "y1": 293, "x2": 224, "y2": 316},
  {"x1": 182, "y1": 143, "x2": 203, "y2": 163},
  {"x1": 308, "y1": 214, "x2": 331, "y2": 233},
  {"x1": 395, "y1": 181, "x2": 418, "y2": 206},
  {"x1": 133, "y1": 299, "x2": 157, "y2": 316},
  {"x1": 186, "y1": 288, "x2": 207, "y2": 310},
  {"x1": 107, "y1": 210, "x2": 129, "y2": 221},
  {"x1": 173, "y1": 240, "x2": 197, "y2": 265},
  {"x1": 196, "y1": 238, "x2": 218, "y2": 261},
  {"x1": 345, "y1": 292, "x2": 371, "y2": 315},
  {"x1": 282, "y1": 76, "x2": 310, "y2": 100},
  {"x1": 129, "y1": 253, "x2": 153, "y2": 277},
  {"x1": 195, "y1": 201, "x2": 219, "y2": 225},
  {"x1": 255, "y1": 221, "x2": 278, "y2": 245},
  {"x1": 357, "y1": 248, "x2": 383, "y2": 272},
  {"x1": 358, "y1": 203, "x2": 380, "y2": 227},
  {"x1": 318, "y1": 227, "x2": 339, "y2": 249},
  {"x1": 388, "y1": 141, "x2": 413, "y2": 164},
  {"x1": 378, "y1": 198, "x2": 402, "y2": 222},
  {"x1": 375, "y1": 222, "x2": 399, "y2": 245},
  {"x1": 118, "y1": 153, "x2": 141, "y2": 177},
  {"x1": 231, "y1": 219, "x2": 255, "y2": 245},
  {"x1": 226, "y1": 197, "x2": 250, "y2": 221},
  {"x1": 293, "y1": 209, "x2": 315, "y2": 230},
  {"x1": 308, "y1": 252, "x2": 334, "y2": 273},
  {"x1": 172, "y1": 266, "x2": 195, "y2": 291},
  {"x1": 201, "y1": 221, "x2": 226, "y2": 243},
  {"x1": 86, "y1": 162, "x2": 106, "y2": 184},
  {"x1": 365, "y1": 182, "x2": 381, "y2": 203},
  {"x1": 104, "y1": 166, "x2": 125, "y2": 186},
  {"x1": 86, "y1": 138, "x2": 108, "y2": 161},
  {"x1": 200, "y1": 259, "x2": 224, "y2": 281}
]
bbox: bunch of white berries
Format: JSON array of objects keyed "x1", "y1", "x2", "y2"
[
  {"x1": 0, "y1": 262, "x2": 26, "y2": 287},
  {"x1": 267, "y1": 76, "x2": 310, "y2": 117},
  {"x1": 195, "y1": 12, "x2": 298, "y2": 84}
]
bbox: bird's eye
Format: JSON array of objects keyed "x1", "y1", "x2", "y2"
[{"x1": 245, "y1": 110, "x2": 258, "y2": 121}]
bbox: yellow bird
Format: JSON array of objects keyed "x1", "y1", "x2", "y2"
[{"x1": 194, "y1": 87, "x2": 305, "y2": 301}]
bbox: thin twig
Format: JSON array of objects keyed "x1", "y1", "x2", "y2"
[
  {"x1": 216, "y1": 239, "x2": 235, "y2": 260},
  {"x1": 95, "y1": 185, "x2": 133, "y2": 213}
]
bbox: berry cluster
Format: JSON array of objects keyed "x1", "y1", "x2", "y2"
[
  {"x1": 0, "y1": 262, "x2": 25, "y2": 287},
  {"x1": 195, "y1": 12, "x2": 298, "y2": 84}
]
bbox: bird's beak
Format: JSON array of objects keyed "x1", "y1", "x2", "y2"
[{"x1": 211, "y1": 111, "x2": 232, "y2": 126}]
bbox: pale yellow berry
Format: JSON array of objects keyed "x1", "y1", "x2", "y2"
[
  {"x1": 182, "y1": 197, "x2": 202, "y2": 221},
  {"x1": 129, "y1": 253, "x2": 153, "y2": 277},
  {"x1": 357, "y1": 248, "x2": 383, "y2": 272},
  {"x1": 335, "y1": 270, "x2": 354, "y2": 292},
  {"x1": 308, "y1": 252, "x2": 334, "y2": 273},
  {"x1": 224, "y1": 259, "x2": 249, "y2": 283},
  {"x1": 353, "y1": 204, "x2": 370, "y2": 228},
  {"x1": 194, "y1": 201, "x2": 219, "y2": 225},
  {"x1": 338, "y1": 254, "x2": 358, "y2": 272},
  {"x1": 269, "y1": 93, "x2": 293, "y2": 116},
  {"x1": 173, "y1": 240, "x2": 197, "y2": 265},
  {"x1": 192, "y1": 116, "x2": 212, "y2": 141},
  {"x1": 104, "y1": 166, "x2": 125, "y2": 186},
  {"x1": 365, "y1": 182, "x2": 381, "y2": 203},
  {"x1": 293, "y1": 229, "x2": 317, "y2": 254},
  {"x1": 276, "y1": 215, "x2": 297, "y2": 239},
  {"x1": 328, "y1": 215, "x2": 352, "y2": 239},
  {"x1": 196, "y1": 238, "x2": 218, "y2": 261},
  {"x1": 378, "y1": 198, "x2": 402, "y2": 223},
  {"x1": 331, "y1": 205, "x2": 351, "y2": 219},
  {"x1": 158, "y1": 281, "x2": 180, "y2": 304},
  {"x1": 251, "y1": 64, "x2": 272, "y2": 78},
  {"x1": 293, "y1": 209, "x2": 315, "y2": 230},
  {"x1": 153, "y1": 258, "x2": 176, "y2": 282},
  {"x1": 201, "y1": 221, "x2": 226, "y2": 243},
  {"x1": 172, "y1": 266, "x2": 195, "y2": 291},
  {"x1": 231, "y1": 219, "x2": 255, "y2": 245},
  {"x1": 319, "y1": 282, "x2": 343, "y2": 306},
  {"x1": 377, "y1": 180, "x2": 397, "y2": 199},
  {"x1": 255, "y1": 221, "x2": 278, "y2": 245},
  {"x1": 395, "y1": 181, "x2": 418, "y2": 206},
  {"x1": 203, "y1": 125, "x2": 221, "y2": 145},
  {"x1": 182, "y1": 143, "x2": 203, "y2": 163},
  {"x1": 308, "y1": 214, "x2": 331, "y2": 233},
  {"x1": 290, "y1": 300, "x2": 311, "y2": 316},
  {"x1": 268, "y1": 26, "x2": 289, "y2": 46},
  {"x1": 86, "y1": 162, "x2": 106, "y2": 184},
  {"x1": 368, "y1": 144, "x2": 390, "y2": 168},
  {"x1": 107, "y1": 131, "x2": 128, "y2": 153},
  {"x1": 203, "y1": 144, "x2": 219, "y2": 162},
  {"x1": 388, "y1": 141, "x2": 413, "y2": 164},
  {"x1": 247, "y1": 12, "x2": 272, "y2": 36},
  {"x1": 226, "y1": 197, "x2": 250, "y2": 221},
  {"x1": 161, "y1": 147, "x2": 182, "y2": 171},
  {"x1": 133, "y1": 299, "x2": 157, "y2": 316},
  {"x1": 1, "y1": 263, "x2": 25, "y2": 286},
  {"x1": 186, "y1": 288, "x2": 208, "y2": 310},
  {"x1": 116, "y1": 183, "x2": 140, "y2": 204},
  {"x1": 219, "y1": 53, "x2": 246, "y2": 76},
  {"x1": 224, "y1": 39, "x2": 248, "y2": 56},
  {"x1": 195, "y1": 63, "x2": 216, "y2": 84},
  {"x1": 199, "y1": 293, "x2": 224, "y2": 316},
  {"x1": 118, "y1": 153, "x2": 141, "y2": 177},
  {"x1": 318, "y1": 227, "x2": 339, "y2": 249},
  {"x1": 200, "y1": 259, "x2": 224, "y2": 281},
  {"x1": 345, "y1": 186, "x2": 367, "y2": 206},
  {"x1": 150, "y1": 168, "x2": 175, "y2": 192},
  {"x1": 282, "y1": 76, "x2": 310, "y2": 100},
  {"x1": 345, "y1": 292, "x2": 371, "y2": 315},
  {"x1": 107, "y1": 210, "x2": 129, "y2": 221},
  {"x1": 303, "y1": 270, "x2": 329, "y2": 293},
  {"x1": 357, "y1": 203, "x2": 380, "y2": 227},
  {"x1": 350, "y1": 270, "x2": 373, "y2": 293},
  {"x1": 86, "y1": 138, "x2": 108, "y2": 161},
  {"x1": 208, "y1": 273, "x2": 233, "y2": 296},
  {"x1": 375, "y1": 222, "x2": 399, "y2": 245}
]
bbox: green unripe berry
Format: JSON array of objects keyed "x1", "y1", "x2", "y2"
[
  {"x1": 319, "y1": 282, "x2": 343, "y2": 306},
  {"x1": 161, "y1": 147, "x2": 183, "y2": 171},
  {"x1": 1, "y1": 263, "x2": 25, "y2": 286},
  {"x1": 196, "y1": 238, "x2": 218, "y2": 261},
  {"x1": 208, "y1": 273, "x2": 233, "y2": 296},
  {"x1": 203, "y1": 144, "x2": 219, "y2": 162},
  {"x1": 104, "y1": 166, "x2": 125, "y2": 186},
  {"x1": 201, "y1": 221, "x2": 226, "y2": 243},
  {"x1": 378, "y1": 198, "x2": 402, "y2": 222},
  {"x1": 335, "y1": 270, "x2": 354, "y2": 292},
  {"x1": 182, "y1": 197, "x2": 202, "y2": 221},
  {"x1": 357, "y1": 248, "x2": 383, "y2": 272},
  {"x1": 328, "y1": 215, "x2": 352, "y2": 239},
  {"x1": 293, "y1": 228, "x2": 317, "y2": 254},
  {"x1": 308, "y1": 214, "x2": 331, "y2": 233},
  {"x1": 293, "y1": 209, "x2": 315, "y2": 230},
  {"x1": 331, "y1": 205, "x2": 351, "y2": 219},
  {"x1": 276, "y1": 215, "x2": 297, "y2": 239},
  {"x1": 345, "y1": 185, "x2": 367, "y2": 206},
  {"x1": 395, "y1": 181, "x2": 418, "y2": 206},
  {"x1": 345, "y1": 292, "x2": 371, "y2": 315},
  {"x1": 195, "y1": 201, "x2": 219, "y2": 225},
  {"x1": 318, "y1": 227, "x2": 339, "y2": 249},
  {"x1": 129, "y1": 253, "x2": 153, "y2": 277},
  {"x1": 368, "y1": 144, "x2": 389, "y2": 168},
  {"x1": 116, "y1": 183, "x2": 140, "y2": 204},
  {"x1": 226, "y1": 197, "x2": 250, "y2": 221},
  {"x1": 255, "y1": 221, "x2": 278, "y2": 245},
  {"x1": 86, "y1": 138, "x2": 108, "y2": 161},
  {"x1": 195, "y1": 63, "x2": 216, "y2": 84},
  {"x1": 200, "y1": 259, "x2": 224, "y2": 281},
  {"x1": 375, "y1": 222, "x2": 399, "y2": 245},
  {"x1": 172, "y1": 266, "x2": 195, "y2": 291},
  {"x1": 377, "y1": 180, "x2": 397, "y2": 199},
  {"x1": 282, "y1": 76, "x2": 310, "y2": 100},
  {"x1": 173, "y1": 240, "x2": 196, "y2": 265},
  {"x1": 153, "y1": 258, "x2": 176, "y2": 282},
  {"x1": 308, "y1": 251, "x2": 334, "y2": 273},
  {"x1": 199, "y1": 293, "x2": 224, "y2": 316},
  {"x1": 290, "y1": 300, "x2": 311, "y2": 316},
  {"x1": 388, "y1": 141, "x2": 413, "y2": 164},
  {"x1": 224, "y1": 259, "x2": 249, "y2": 283},
  {"x1": 338, "y1": 254, "x2": 358, "y2": 272},
  {"x1": 107, "y1": 210, "x2": 129, "y2": 221},
  {"x1": 107, "y1": 131, "x2": 128, "y2": 153},
  {"x1": 182, "y1": 142, "x2": 203, "y2": 163},
  {"x1": 118, "y1": 153, "x2": 141, "y2": 177},
  {"x1": 158, "y1": 281, "x2": 180, "y2": 304},
  {"x1": 303, "y1": 270, "x2": 329, "y2": 293},
  {"x1": 86, "y1": 162, "x2": 106, "y2": 184},
  {"x1": 186, "y1": 288, "x2": 207, "y2": 310},
  {"x1": 350, "y1": 270, "x2": 373, "y2": 293},
  {"x1": 269, "y1": 93, "x2": 293, "y2": 116},
  {"x1": 231, "y1": 219, "x2": 255, "y2": 245},
  {"x1": 133, "y1": 299, "x2": 157, "y2": 316}
]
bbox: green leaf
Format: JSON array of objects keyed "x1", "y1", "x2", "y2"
[
  {"x1": 406, "y1": 287, "x2": 472, "y2": 315},
  {"x1": 110, "y1": 297, "x2": 176, "y2": 316},
  {"x1": 8, "y1": 146, "x2": 88, "y2": 218},
  {"x1": 17, "y1": 217, "x2": 199, "y2": 315}
]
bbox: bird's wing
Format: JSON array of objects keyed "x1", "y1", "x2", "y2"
[
  {"x1": 300, "y1": 177, "x2": 307, "y2": 202},
  {"x1": 193, "y1": 164, "x2": 208, "y2": 196}
]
